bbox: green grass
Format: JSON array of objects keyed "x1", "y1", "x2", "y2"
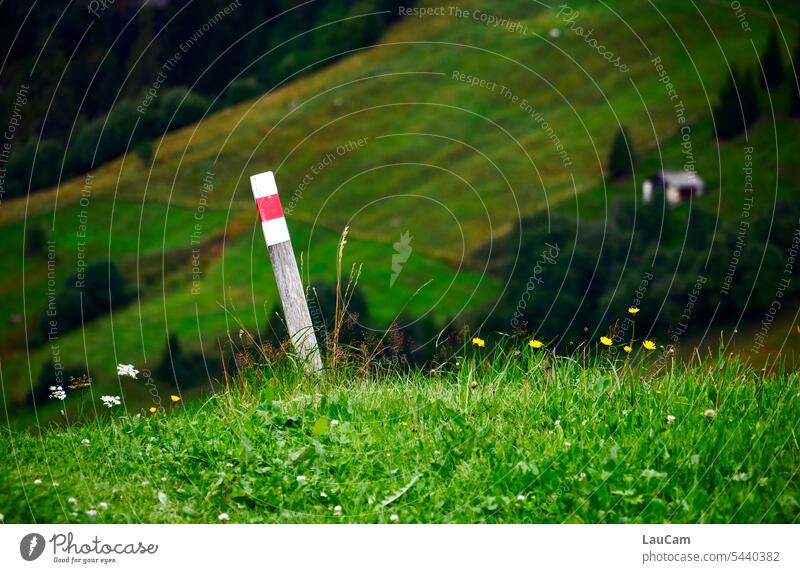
[{"x1": 2, "y1": 347, "x2": 798, "y2": 523}]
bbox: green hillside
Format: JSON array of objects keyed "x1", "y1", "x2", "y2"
[{"x1": 1, "y1": 0, "x2": 798, "y2": 425}]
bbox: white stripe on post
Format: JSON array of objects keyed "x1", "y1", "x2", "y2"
[{"x1": 250, "y1": 171, "x2": 322, "y2": 371}]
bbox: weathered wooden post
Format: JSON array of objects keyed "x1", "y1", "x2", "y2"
[{"x1": 250, "y1": 171, "x2": 322, "y2": 371}]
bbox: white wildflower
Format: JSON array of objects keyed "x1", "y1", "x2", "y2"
[
  {"x1": 52, "y1": 482, "x2": 59, "y2": 487},
  {"x1": 218, "y1": 512, "x2": 230, "y2": 521},
  {"x1": 330, "y1": 419, "x2": 339, "y2": 428},
  {"x1": 49, "y1": 386, "x2": 66, "y2": 401},
  {"x1": 98, "y1": 501, "x2": 109, "y2": 510},
  {"x1": 100, "y1": 395, "x2": 121, "y2": 408},
  {"x1": 666, "y1": 415, "x2": 676, "y2": 424},
  {"x1": 554, "y1": 419, "x2": 561, "y2": 426},
  {"x1": 86, "y1": 509, "x2": 97, "y2": 518},
  {"x1": 116, "y1": 364, "x2": 139, "y2": 379},
  {"x1": 390, "y1": 513, "x2": 399, "y2": 522},
  {"x1": 564, "y1": 441, "x2": 572, "y2": 447},
  {"x1": 732, "y1": 473, "x2": 750, "y2": 482},
  {"x1": 33, "y1": 479, "x2": 42, "y2": 485},
  {"x1": 704, "y1": 409, "x2": 716, "y2": 419},
  {"x1": 333, "y1": 505, "x2": 343, "y2": 516},
  {"x1": 296, "y1": 475, "x2": 307, "y2": 484},
  {"x1": 516, "y1": 494, "x2": 526, "y2": 501},
  {"x1": 320, "y1": 491, "x2": 328, "y2": 498},
  {"x1": 81, "y1": 438, "x2": 90, "y2": 446},
  {"x1": 549, "y1": 27, "x2": 561, "y2": 38},
  {"x1": 0, "y1": 513, "x2": 4, "y2": 522},
  {"x1": 68, "y1": 497, "x2": 78, "y2": 505}
]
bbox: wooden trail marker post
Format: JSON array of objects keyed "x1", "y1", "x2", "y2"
[{"x1": 250, "y1": 171, "x2": 322, "y2": 371}]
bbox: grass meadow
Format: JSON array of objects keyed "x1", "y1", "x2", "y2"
[{"x1": 2, "y1": 341, "x2": 798, "y2": 524}]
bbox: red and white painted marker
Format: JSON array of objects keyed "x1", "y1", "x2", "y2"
[{"x1": 250, "y1": 171, "x2": 291, "y2": 246}]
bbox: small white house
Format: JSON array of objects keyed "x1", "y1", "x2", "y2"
[{"x1": 642, "y1": 170, "x2": 705, "y2": 206}]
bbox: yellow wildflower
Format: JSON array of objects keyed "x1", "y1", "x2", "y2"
[
  {"x1": 170, "y1": 395, "x2": 181, "y2": 403},
  {"x1": 471, "y1": 337, "x2": 485, "y2": 348},
  {"x1": 623, "y1": 345, "x2": 632, "y2": 353},
  {"x1": 628, "y1": 307, "x2": 640, "y2": 315},
  {"x1": 148, "y1": 406, "x2": 157, "y2": 414},
  {"x1": 600, "y1": 336, "x2": 613, "y2": 347},
  {"x1": 529, "y1": 339, "x2": 544, "y2": 349},
  {"x1": 643, "y1": 339, "x2": 656, "y2": 350}
]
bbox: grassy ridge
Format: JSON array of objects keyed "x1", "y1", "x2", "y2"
[{"x1": 2, "y1": 349, "x2": 798, "y2": 523}]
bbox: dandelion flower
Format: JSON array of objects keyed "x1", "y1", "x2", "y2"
[
  {"x1": 529, "y1": 339, "x2": 544, "y2": 349},
  {"x1": 100, "y1": 395, "x2": 121, "y2": 408},
  {"x1": 471, "y1": 337, "x2": 485, "y2": 348},
  {"x1": 148, "y1": 406, "x2": 157, "y2": 414},
  {"x1": 390, "y1": 513, "x2": 399, "y2": 522},
  {"x1": 667, "y1": 415, "x2": 676, "y2": 424},
  {"x1": 600, "y1": 336, "x2": 613, "y2": 347},
  {"x1": 217, "y1": 512, "x2": 230, "y2": 521},
  {"x1": 628, "y1": 307, "x2": 640, "y2": 315},
  {"x1": 170, "y1": 395, "x2": 181, "y2": 403},
  {"x1": 704, "y1": 409, "x2": 716, "y2": 419},
  {"x1": 116, "y1": 364, "x2": 139, "y2": 379},
  {"x1": 623, "y1": 345, "x2": 632, "y2": 353},
  {"x1": 643, "y1": 339, "x2": 657, "y2": 350}
]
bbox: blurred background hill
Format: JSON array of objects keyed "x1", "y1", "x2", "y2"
[{"x1": 1, "y1": 0, "x2": 799, "y2": 427}]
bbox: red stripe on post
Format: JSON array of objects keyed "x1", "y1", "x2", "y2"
[{"x1": 256, "y1": 194, "x2": 284, "y2": 222}]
